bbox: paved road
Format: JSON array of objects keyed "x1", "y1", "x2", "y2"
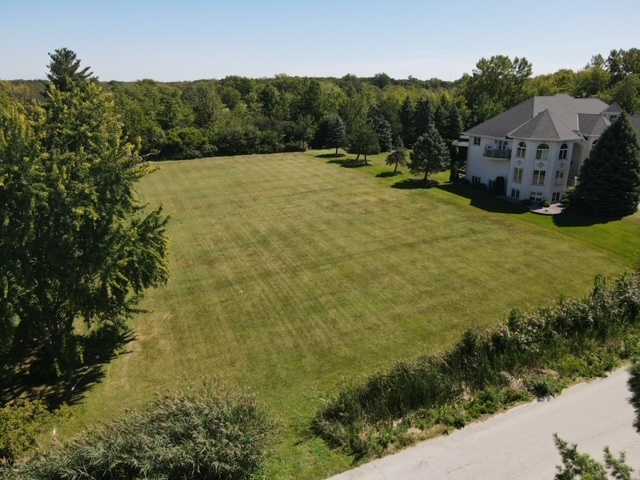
[{"x1": 328, "y1": 368, "x2": 640, "y2": 480}]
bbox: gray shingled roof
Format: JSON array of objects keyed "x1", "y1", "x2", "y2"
[
  {"x1": 465, "y1": 94, "x2": 610, "y2": 141},
  {"x1": 508, "y1": 110, "x2": 582, "y2": 141},
  {"x1": 578, "y1": 114, "x2": 610, "y2": 137},
  {"x1": 603, "y1": 102, "x2": 623, "y2": 114}
]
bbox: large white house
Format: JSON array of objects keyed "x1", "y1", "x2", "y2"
[{"x1": 464, "y1": 94, "x2": 623, "y2": 203}]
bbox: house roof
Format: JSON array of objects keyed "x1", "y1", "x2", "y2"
[
  {"x1": 578, "y1": 114, "x2": 610, "y2": 137},
  {"x1": 508, "y1": 110, "x2": 582, "y2": 141},
  {"x1": 602, "y1": 102, "x2": 623, "y2": 115},
  {"x1": 465, "y1": 94, "x2": 610, "y2": 141}
]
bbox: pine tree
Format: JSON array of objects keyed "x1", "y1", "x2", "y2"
[
  {"x1": 324, "y1": 115, "x2": 347, "y2": 154},
  {"x1": 448, "y1": 105, "x2": 464, "y2": 141},
  {"x1": 385, "y1": 137, "x2": 407, "y2": 174},
  {"x1": 409, "y1": 124, "x2": 450, "y2": 182},
  {"x1": 368, "y1": 105, "x2": 393, "y2": 152},
  {"x1": 46, "y1": 48, "x2": 94, "y2": 93},
  {"x1": 573, "y1": 113, "x2": 640, "y2": 217},
  {"x1": 414, "y1": 99, "x2": 435, "y2": 139},
  {"x1": 400, "y1": 97, "x2": 416, "y2": 147}
]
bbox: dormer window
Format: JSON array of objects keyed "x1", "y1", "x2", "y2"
[
  {"x1": 536, "y1": 144, "x2": 549, "y2": 160},
  {"x1": 559, "y1": 144, "x2": 568, "y2": 160}
]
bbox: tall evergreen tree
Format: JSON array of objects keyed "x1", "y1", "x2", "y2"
[
  {"x1": 400, "y1": 97, "x2": 416, "y2": 147},
  {"x1": 324, "y1": 115, "x2": 347, "y2": 154},
  {"x1": 409, "y1": 124, "x2": 449, "y2": 182},
  {"x1": 573, "y1": 113, "x2": 640, "y2": 217},
  {"x1": 368, "y1": 105, "x2": 393, "y2": 152},
  {"x1": 434, "y1": 103, "x2": 449, "y2": 140},
  {"x1": 447, "y1": 105, "x2": 464, "y2": 141},
  {"x1": 414, "y1": 99, "x2": 435, "y2": 139},
  {"x1": 45, "y1": 48, "x2": 94, "y2": 94},
  {"x1": 385, "y1": 137, "x2": 407, "y2": 174}
]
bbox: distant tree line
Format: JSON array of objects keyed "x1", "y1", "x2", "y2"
[
  {"x1": 0, "y1": 50, "x2": 637, "y2": 163},
  {"x1": 1, "y1": 49, "x2": 637, "y2": 162}
]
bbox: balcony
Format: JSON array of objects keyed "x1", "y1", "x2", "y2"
[{"x1": 484, "y1": 146, "x2": 512, "y2": 159}]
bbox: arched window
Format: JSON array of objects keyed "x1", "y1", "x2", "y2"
[
  {"x1": 559, "y1": 143, "x2": 568, "y2": 160},
  {"x1": 516, "y1": 142, "x2": 526, "y2": 158},
  {"x1": 536, "y1": 144, "x2": 549, "y2": 160}
]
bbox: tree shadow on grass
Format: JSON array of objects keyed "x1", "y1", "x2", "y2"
[
  {"x1": 552, "y1": 209, "x2": 623, "y2": 227},
  {"x1": 0, "y1": 324, "x2": 136, "y2": 409},
  {"x1": 327, "y1": 158, "x2": 370, "y2": 168},
  {"x1": 315, "y1": 153, "x2": 345, "y2": 159},
  {"x1": 437, "y1": 183, "x2": 529, "y2": 215},
  {"x1": 376, "y1": 171, "x2": 402, "y2": 178},
  {"x1": 392, "y1": 178, "x2": 439, "y2": 189}
]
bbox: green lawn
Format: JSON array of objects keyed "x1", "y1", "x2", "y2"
[{"x1": 67, "y1": 150, "x2": 640, "y2": 479}]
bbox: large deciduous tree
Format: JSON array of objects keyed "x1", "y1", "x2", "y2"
[
  {"x1": 0, "y1": 51, "x2": 170, "y2": 377},
  {"x1": 462, "y1": 55, "x2": 532, "y2": 124},
  {"x1": 409, "y1": 124, "x2": 450, "y2": 182},
  {"x1": 573, "y1": 113, "x2": 640, "y2": 217}
]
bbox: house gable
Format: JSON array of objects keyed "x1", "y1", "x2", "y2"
[{"x1": 508, "y1": 110, "x2": 582, "y2": 141}]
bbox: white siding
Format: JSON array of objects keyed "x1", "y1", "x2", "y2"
[{"x1": 466, "y1": 137, "x2": 510, "y2": 188}]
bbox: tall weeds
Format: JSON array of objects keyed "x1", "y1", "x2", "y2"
[
  {"x1": 12, "y1": 381, "x2": 277, "y2": 480},
  {"x1": 314, "y1": 270, "x2": 640, "y2": 457}
]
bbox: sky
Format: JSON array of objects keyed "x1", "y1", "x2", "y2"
[{"x1": 1, "y1": 0, "x2": 639, "y2": 83}]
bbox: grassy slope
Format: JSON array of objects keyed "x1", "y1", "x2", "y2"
[{"x1": 68, "y1": 151, "x2": 639, "y2": 479}]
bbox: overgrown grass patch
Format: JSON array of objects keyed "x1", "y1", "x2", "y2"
[{"x1": 13, "y1": 382, "x2": 276, "y2": 480}]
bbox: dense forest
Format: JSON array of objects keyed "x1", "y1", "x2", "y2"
[{"x1": 1, "y1": 49, "x2": 639, "y2": 161}]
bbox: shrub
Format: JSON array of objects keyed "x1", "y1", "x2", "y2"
[
  {"x1": 449, "y1": 165, "x2": 459, "y2": 183},
  {"x1": 16, "y1": 382, "x2": 277, "y2": 480},
  {"x1": 543, "y1": 200, "x2": 551, "y2": 207},
  {"x1": 521, "y1": 199, "x2": 532, "y2": 206},
  {"x1": 0, "y1": 400, "x2": 69, "y2": 465},
  {"x1": 525, "y1": 374, "x2": 565, "y2": 399},
  {"x1": 283, "y1": 140, "x2": 307, "y2": 152},
  {"x1": 562, "y1": 186, "x2": 576, "y2": 205},
  {"x1": 491, "y1": 176, "x2": 505, "y2": 195}
]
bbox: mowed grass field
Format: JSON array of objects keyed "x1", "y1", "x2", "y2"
[{"x1": 69, "y1": 150, "x2": 639, "y2": 479}]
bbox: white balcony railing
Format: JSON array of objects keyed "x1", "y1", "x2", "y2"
[{"x1": 484, "y1": 146, "x2": 511, "y2": 159}]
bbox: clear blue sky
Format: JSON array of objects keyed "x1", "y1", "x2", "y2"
[{"x1": 2, "y1": 0, "x2": 639, "y2": 82}]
